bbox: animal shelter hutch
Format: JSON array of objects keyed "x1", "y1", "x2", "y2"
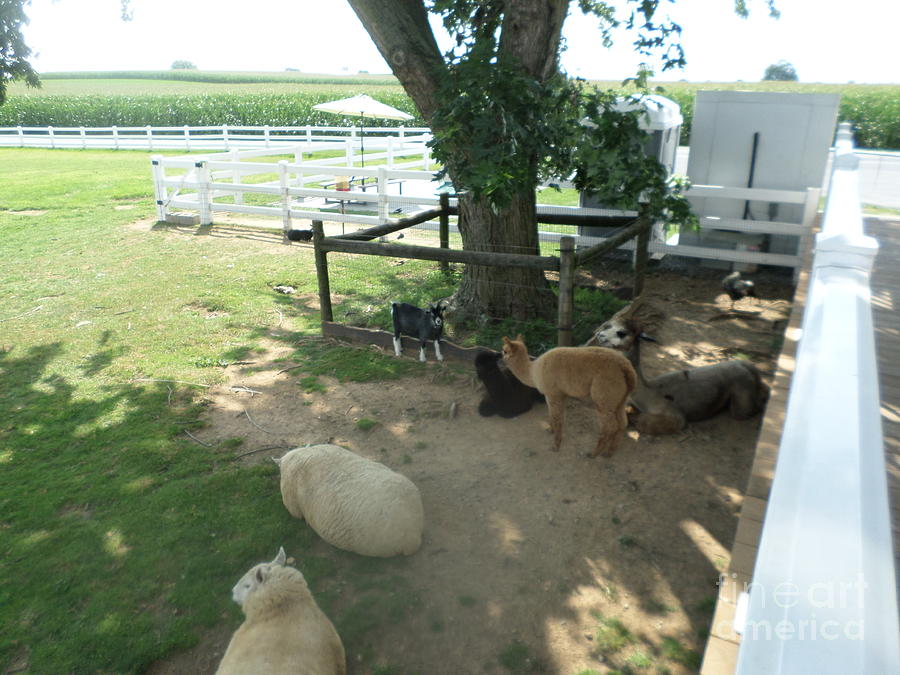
[
  {"x1": 681, "y1": 90, "x2": 840, "y2": 272},
  {"x1": 577, "y1": 94, "x2": 684, "y2": 256}
]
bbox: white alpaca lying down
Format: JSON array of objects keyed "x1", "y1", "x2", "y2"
[
  {"x1": 216, "y1": 547, "x2": 345, "y2": 675},
  {"x1": 275, "y1": 444, "x2": 424, "y2": 557}
]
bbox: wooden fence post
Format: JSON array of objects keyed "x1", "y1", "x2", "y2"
[
  {"x1": 312, "y1": 220, "x2": 334, "y2": 323},
  {"x1": 377, "y1": 166, "x2": 389, "y2": 224},
  {"x1": 633, "y1": 209, "x2": 652, "y2": 298},
  {"x1": 231, "y1": 149, "x2": 243, "y2": 205},
  {"x1": 278, "y1": 160, "x2": 292, "y2": 235},
  {"x1": 195, "y1": 158, "x2": 212, "y2": 226},
  {"x1": 439, "y1": 192, "x2": 450, "y2": 274},
  {"x1": 557, "y1": 235, "x2": 575, "y2": 347},
  {"x1": 151, "y1": 155, "x2": 167, "y2": 222}
]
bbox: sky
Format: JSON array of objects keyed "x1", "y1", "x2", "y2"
[{"x1": 19, "y1": 0, "x2": 900, "y2": 84}]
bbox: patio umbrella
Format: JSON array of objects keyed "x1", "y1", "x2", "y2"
[{"x1": 312, "y1": 94, "x2": 414, "y2": 169}]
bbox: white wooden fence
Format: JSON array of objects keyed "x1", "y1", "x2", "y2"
[
  {"x1": 733, "y1": 122, "x2": 900, "y2": 673},
  {"x1": 0, "y1": 123, "x2": 430, "y2": 151},
  {"x1": 0, "y1": 123, "x2": 818, "y2": 272},
  {"x1": 145, "y1": 128, "x2": 819, "y2": 274}
]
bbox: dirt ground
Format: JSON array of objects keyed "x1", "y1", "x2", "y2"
[{"x1": 148, "y1": 248, "x2": 794, "y2": 675}]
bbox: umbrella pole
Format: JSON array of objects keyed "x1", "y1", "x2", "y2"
[{"x1": 359, "y1": 122, "x2": 365, "y2": 187}]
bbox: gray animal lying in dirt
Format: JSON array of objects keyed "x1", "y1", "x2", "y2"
[{"x1": 586, "y1": 300, "x2": 770, "y2": 435}]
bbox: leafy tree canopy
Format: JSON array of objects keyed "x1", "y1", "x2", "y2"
[
  {"x1": 0, "y1": 0, "x2": 40, "y2": 104},
  {"x1": 170, "y1": 60, "x2": 197, "y2": 70},
  {"x1": 425, "y1": 0, "x2": 711, "y2": 228},
  {"x1": 763, "y1": 59, "x2": 798, "y2": 81}
]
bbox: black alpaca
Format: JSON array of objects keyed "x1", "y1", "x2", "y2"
[{"x1": 475, "y1": 350, "x2": 544, "y2": 418}]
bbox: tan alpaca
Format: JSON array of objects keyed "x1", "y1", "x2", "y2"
[{"x1": 501, "y1": 335, "x2": 637, "y2": 457}]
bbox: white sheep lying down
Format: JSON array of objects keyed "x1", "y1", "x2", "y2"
[
  {"x1": 275, "y1": 444, "x2": 424, "y2": 557},
  {"x1": 216, "y1": 547, "x2": 346, "y2": 675}
]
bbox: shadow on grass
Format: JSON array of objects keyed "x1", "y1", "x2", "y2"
[{"x1": 0, "y1": 342, "x2": 357, "y2": 673}]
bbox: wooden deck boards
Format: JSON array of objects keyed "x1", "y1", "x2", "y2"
[{"x1": 699, "y1": 215, "x2": 900, "y2": 674}]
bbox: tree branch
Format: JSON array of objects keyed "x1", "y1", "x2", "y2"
[{"x1": 347, "y1": 0, "x2": 447, "y2": 122}]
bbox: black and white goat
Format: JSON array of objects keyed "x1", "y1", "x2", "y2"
[{"x1": 391, "y1": 301, "x2": 445, "y2": 362}]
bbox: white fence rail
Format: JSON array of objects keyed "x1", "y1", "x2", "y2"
[
  {"x1": 734, "y1": 122, "x2": 900, "y2": 673},
  {"x1": 0, "y1": 123, "x2": 431, "y2": 151},
  {"x1": 1, "y1": 124, "x2": 818, "y2": 271},
  {"x1": 146, "y1": 129, "x2": 817, "y2": 273}
]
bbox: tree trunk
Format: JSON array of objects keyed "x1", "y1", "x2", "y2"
[
  {"x1": 347, "y1": 0, "x2": 564, "y2": 321},
  {"x1": 453, "y1": 188, "x2": 551, "y2": 321}
]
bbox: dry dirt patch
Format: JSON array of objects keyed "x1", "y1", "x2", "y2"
[{"x1": 149, "y1": 265, "x2": 792, "y2": 674}]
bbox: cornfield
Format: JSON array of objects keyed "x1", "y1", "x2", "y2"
[{"x1": 2, "y1": 73, "x2": 898, "y2": 149}]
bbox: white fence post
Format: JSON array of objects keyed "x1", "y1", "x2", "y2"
[
  {"x1": 345, "y1": 138, "x2": 354, "y2": 168},
  {"x1": 195, "y1": 157, "x2": 212, "y2": 226},
  {"x1": 793, "y1": 186, "x2": 821, "y2": 283},
  {"x1": 377, "y1": 165, "x2": 389, "y2": 225},
  {"x1": 112, "y1": 126, "x2": 119, "y2": 150},
  {"x1": 222, "y1": 124, "x2": 230, "y2": 150},
  {"x1": 17, "y1": 125, "x2": 24, "y2": 147},
  {"x1": 294, "y1": 150, "x2": 305, "y2": 187},
  {"x1": 278, "y1": 160, "x2": 292, "y2": 235},
  {"x1": 423, "y1": 143, "x2": 431, "y2": 171},
  {"x1": 146, "y1": 125, "x2": 153, "y2": 151},
  {"x1": 264, "y1": 125, "x2": 271, "y2": 148},
  {"x1": 151, "y1": 155, "x2": 167, "y2": 222},
  {"x1": 184, "y1": 125, "x2": 191, "y2": 152},
  {"x1": 48, "y1": 126, "x2": 55, "y2": 149},
  {"x1": 387, "y1": 136, "x2": 395, "y2": 168},
  {"x1": 230, "y1": 149, "x2": 243, "y2": 205},
  {"x1": 735, "y1": 121, "x2": 900, "y2": 674}
]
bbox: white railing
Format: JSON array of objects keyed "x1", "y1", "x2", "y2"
[
  {"x1": 0, "y1": 124, "x2": 430, "y2": 151},
  {"x1": 9, "y1": 123, "x2": 818, "y2": 270},
  {"x1": 734, "y1": 123, "x2": 900, "y2": 672},
  {"x1": 151, "y1": 134, "x2": 444, "y2": 232},
  {"x1": 152, "y1": 138, "x2": 819, "y2": 275}
]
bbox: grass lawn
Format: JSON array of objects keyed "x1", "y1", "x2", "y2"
[{"x1": 0, "y1": 148, "x2": 446, "y2": 673}]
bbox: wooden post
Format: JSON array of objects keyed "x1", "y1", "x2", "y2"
[
  {"x1": 151, "y1": 155, "x2": 167, "y2": 222},
  {"x1": 312, "y1": 220, "x2": 333, "y2": 323},
  {"x1": 231, "y1": 149, "x2": 243, "y2": 205},
  {"x1": 195, "y1": 158, "x2": 212, "y2": 226},
  {"x1": 278, "y1": 160, "x2": 291, "y2": 235},
  {"x1": 633, "y1": 209, "x2": 652, "y2": 298},
  {"x1": 557, "y1": 235, "x2": 575, "y2": 347},
  {"x1": 439, "y1": 192, "x2": 450, "y2": 274}
]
